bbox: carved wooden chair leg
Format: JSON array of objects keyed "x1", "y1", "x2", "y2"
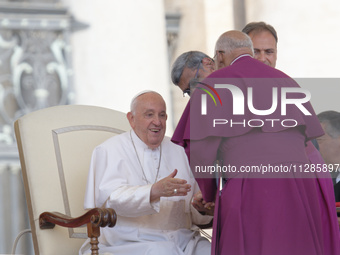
[
  {"x1": 87, "y1": 223, "x2": 100, "y2": 255},
  {"x1": 87, "y1": 208, "x2": 117, "y2": 255}
]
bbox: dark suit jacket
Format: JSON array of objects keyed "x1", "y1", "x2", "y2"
[
  {"x1": 334, "y1": 180, "x2": 340, "y2": 202},
  {"x1": 333, "y1": 179, "x2": 340, "y2": 216}
]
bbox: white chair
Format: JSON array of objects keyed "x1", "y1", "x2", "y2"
[{"x1": 14, "y1": 105, "x2": 130, "y2": 255}]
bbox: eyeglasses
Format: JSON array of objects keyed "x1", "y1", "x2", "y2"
[
  {"x1": 213, "y1": 50, "x2": 225, "y2": 60},
  {"x1": 182, "y1": 88, "x2": 191, "y2": 97},
  {"x1": 182, "y1": 57, "x2": 215, "y2": 97},
  {"x1": 182, "y1": 62, "x2": 201, "y2": 97}
]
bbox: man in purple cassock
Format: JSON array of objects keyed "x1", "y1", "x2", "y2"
[{"x1": 171, "y1": 30, "x2": 340, "y2": 255}]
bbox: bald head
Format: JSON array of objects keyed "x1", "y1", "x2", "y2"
[{"x1": 214, "y1": 30, "x2": 254, "y2": 69}]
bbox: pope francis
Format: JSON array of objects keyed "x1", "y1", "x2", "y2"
[{"x1": 79, "y1": 91, "x2": 212, "y2": 255}]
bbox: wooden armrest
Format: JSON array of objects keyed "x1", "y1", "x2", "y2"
[
  {"x1": 39, "y1": 208, "x2": 117, "y2": 255},
  {"x1": 39, "y1": 208, "x2": 116, "y2": 229}
]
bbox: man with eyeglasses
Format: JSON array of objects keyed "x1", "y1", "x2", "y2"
[
  {"x1": 171, "y1": 22, "x2": 277, "y2": 97},
  {"x1": 171, "y1": 51, "x2": 215, "y2": 97},
  {"x1": 170, "y1": 51, "x2": 217, "y2": 213},
  {"x1": 171, "y1": 30, "x2": 340, "y2": 255}
]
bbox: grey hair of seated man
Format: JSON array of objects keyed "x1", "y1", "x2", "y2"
[
  {"x1": 317, "y1": 110, "x2": 340, "y2": 138},
  {"x1": 171, "y1": 51, "x2": 211, "y2": 86}
]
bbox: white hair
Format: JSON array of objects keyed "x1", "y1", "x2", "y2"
[{"x1": 130, "y1": 90, "x2": 162, "y2": 115}]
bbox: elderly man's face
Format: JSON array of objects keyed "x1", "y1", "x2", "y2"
[
  {"x1": 316, "y1": 123, "x2": 340, "y2": 165},
  {"x1": 128, "y1": 93, "x2": 167, "y2": 149},
  {"x1": 248, "y1": 30, "x2": 277, "y2": 68}
]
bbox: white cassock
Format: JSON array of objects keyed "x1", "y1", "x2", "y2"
[{"x1": 79, "y1": 130, "x2": 212, "y2": 255}]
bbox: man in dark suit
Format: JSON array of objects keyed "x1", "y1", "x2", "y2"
[{"x1": 317, "y1": 111, "x2": 340, "y2": 219}]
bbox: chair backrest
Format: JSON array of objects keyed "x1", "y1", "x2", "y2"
[{"x1": 14, "y1": 105, "x2": 130, "y2": 255}]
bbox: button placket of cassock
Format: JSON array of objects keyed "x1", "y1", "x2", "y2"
[{"x1": 143, "y1": 148, "x2": 160, "y2": 183}]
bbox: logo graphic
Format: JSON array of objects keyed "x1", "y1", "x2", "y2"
[
  {"x1": 196, "y1": 82, "x2": 222, "y2": 106},
  {"x1": 196, "y1": 82, "x2": 222, "y2": 115},
  {"x1": 200, "y1": 84, "x2": 311, "y2": 116}
]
